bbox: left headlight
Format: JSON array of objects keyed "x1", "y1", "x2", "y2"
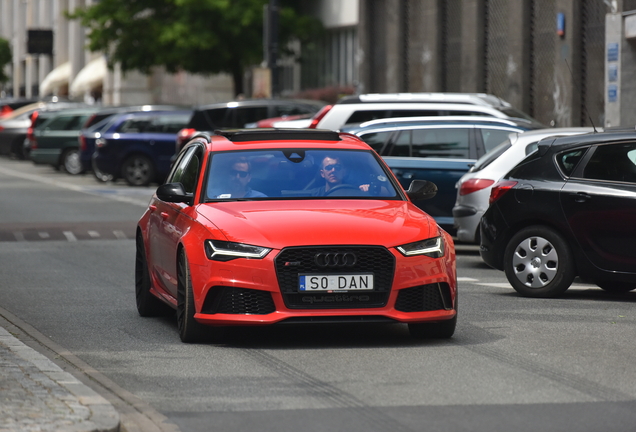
[
  {"x1": 205, "y1": 240, "x2": 271, "y2": 261},
  {"x1": 396, "y1": 236, "x2": 445, "y2": 258}
]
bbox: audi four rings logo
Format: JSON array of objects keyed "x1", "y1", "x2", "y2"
[{"x1": 314, "y1": 252, "x2": 357, "y2": 267}]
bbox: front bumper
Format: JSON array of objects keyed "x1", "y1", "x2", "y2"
[{"x1": 188, "y1": 242, "x2": 457, "y2": 326}]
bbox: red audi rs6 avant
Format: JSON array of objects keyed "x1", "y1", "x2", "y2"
[{"x1": 136, "y1": 129, "x2": 457, "y2": 342}]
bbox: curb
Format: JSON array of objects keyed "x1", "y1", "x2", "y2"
[{"x1": 0, "y1": 326, "x2": 120, "y2": 432}]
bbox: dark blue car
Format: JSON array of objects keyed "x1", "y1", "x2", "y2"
[{"x1": 90, "y1": 110, "x2": 192, "y2": 186}]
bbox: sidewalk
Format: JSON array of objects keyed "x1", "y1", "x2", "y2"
[{"x1": 0, "y1": 326, "x2": 119, "y2": 432}]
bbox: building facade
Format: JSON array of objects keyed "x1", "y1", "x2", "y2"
[{"x1": 3, "y1": 0, "x2": 636, "y2": 128}]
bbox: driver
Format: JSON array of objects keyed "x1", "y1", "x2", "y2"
[{"x1": 313, "y1": 155, "x2": 369, "y2": 196}]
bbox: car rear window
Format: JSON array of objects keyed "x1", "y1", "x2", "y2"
[{"x1": 471, "y1": 139, "x2": 512, "y2": 172}]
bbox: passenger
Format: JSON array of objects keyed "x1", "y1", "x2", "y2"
[{"x1": 213, "y1": 157, "x2": 266, "y2": 198}]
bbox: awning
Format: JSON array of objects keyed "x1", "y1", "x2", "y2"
[
  {"x1": 70, "y1": 56, "x2": 107, "y2": 97},
  {"x1": 39, "y1": 61, "x2": 71, "y2": 95}
]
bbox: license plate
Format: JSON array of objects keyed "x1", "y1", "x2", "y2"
[{"x1": 299, "y1": 274, "x2": 374, "y2": 292}]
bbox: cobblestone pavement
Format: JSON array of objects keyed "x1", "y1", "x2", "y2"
[{"x1": 0, "y1": 327, "x2": 119, "y2": 432}]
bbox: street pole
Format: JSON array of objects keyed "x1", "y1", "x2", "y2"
[{"x1": 267, "y1": 0, "x2": 279, "y2": 98}]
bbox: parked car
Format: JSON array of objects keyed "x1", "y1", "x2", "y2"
[
  {"x1": 343, "y1": 116, "x2": 539, "y2": 157},
  {"x1": 0, "y1": 98, "x2": 40, "y2": 118},
  {"x1": 78, "y1": 105, "x2": 188, "y2": 177},
  {"x1": 312, "y1": 93, "x2": 545, "y2": 131},
  {"x1": 342, "y1": 116, "x2": 540, "y2": 233},
  {"x1": 453, "y1": 127, "x2": 596, "y2": 243},
  {"x1": 92, "y1": 110, "x2": 192, "y2": 186},
  {"x1": 175, "y1": 99, "x2": 326, "y2": 152},
  {"x1": 480, "y1": 129, "x2": 636, "y2": 297},
  {"x1": 136, "y1": 128, "x2": 457, "y2": 342},
  {"x1": 0, "y1": 101, "x2": 85, "y2": 159},
  {"x1": 30, "y1": 107, "x2": 102, "y2": 174}
]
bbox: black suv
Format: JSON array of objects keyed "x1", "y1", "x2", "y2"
[
  {"x1": 480, "y1": 129, "x2": 636, "y2": 298},
  {"x1": 176, "y1": 99, "x2": 325, "y2": 152}
]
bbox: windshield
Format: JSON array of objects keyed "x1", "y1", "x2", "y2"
[{"x1": 204, "y1": 149, "x2": 400, "y2": 201}]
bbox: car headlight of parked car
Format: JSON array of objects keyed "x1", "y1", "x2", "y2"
[
  {"x1": 396, "y1": 237, "x2": 445, "y2": 258},
  {"x1": 205, "y1": 240, "x2": 271, "y2": 261}
]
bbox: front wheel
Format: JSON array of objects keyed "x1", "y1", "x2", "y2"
[
  {"x1": 177, "y1": 249, "x2": 206, "y2": 343},
  {"x1": 409, "y1": 315, "x2": 457, "y2": 339},
  {"x1": 135, "y1": 233, "x2": 172, "y2": 316},
  {"x1": 504, "y1": 226, "x2": 575, "y2": 298},
  {"x1": 61, "y1": 148, "x2": 84, "y2": 175},
  {"x1": 122, "y1": 155, "x2": 155, "y2": 186}
]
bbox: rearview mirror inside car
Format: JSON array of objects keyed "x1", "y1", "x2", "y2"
[{"x1": 406, "y1": 180, "x2": 437, "y2": 201}]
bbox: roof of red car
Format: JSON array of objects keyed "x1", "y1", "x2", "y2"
[{"x1": 206, "y1": 128, "x2": 369, "y2": 151}]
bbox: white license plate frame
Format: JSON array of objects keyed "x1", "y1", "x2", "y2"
[{"x1": 298, "y1": 274, "x2": 374, "y2": 292}]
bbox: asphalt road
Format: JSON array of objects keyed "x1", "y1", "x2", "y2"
[{"x1": 1, "y1": 158, "x2": 635, "y2": 432}]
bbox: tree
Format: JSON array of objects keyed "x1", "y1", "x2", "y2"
[
  {"x1": 68, "y1": 0, "x2": 322, "y2": 96},
  {"x1": 0, "y1": 37, "x2": 11, "y2": 84}
]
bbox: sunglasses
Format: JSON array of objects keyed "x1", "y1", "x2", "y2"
[
  {"x1": 322, "y1": 163, "x2": 343, "y2": 172},
  {"x1": 231, "y1": 169, "x2": 250, "y2": 178}
]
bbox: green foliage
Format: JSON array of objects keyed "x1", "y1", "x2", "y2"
[
  {"x1": 0, "y1": 37, "x2": 11, "y2": 83},
  {"x1": 66, "y1": 0, "x2": 323, "y2": 94}
]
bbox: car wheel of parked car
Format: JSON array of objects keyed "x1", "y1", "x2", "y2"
[
  {"x1": 11, "y1": 137, "x2": 26, "y2": 160},
  {"x1": 91, "y1": 158, "x2": 114, "y2": 182},
  {"x1": 408, "y1": 315, "x2": 457, "y2": 339},
  {"x1": 504, "y1": 226, "x2": 575, "y2": 298},
  {"x1": 596, "y1": 281, "x2": 636, "y2": 293},
  {"x1": 135, "y1": 233, "x2": 172, "y2": 317},
  {"x1": 122, "y1": 155, "x2": 155, "y2": 186},
  {"x1": 177, "y1": 249, "x2": 205, "y2": 343},
  {"x1": 61, "y1": 148, "x2": 84, "y2": 175}
]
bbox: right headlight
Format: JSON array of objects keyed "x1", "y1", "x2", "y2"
[
  {"x1": 204, "y1": 240, "x2": 271, "y2": 261},
  {"x1": 396, "y1": 236, "x2": 445, "y2": 258}
]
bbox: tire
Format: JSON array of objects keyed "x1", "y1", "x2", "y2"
[
  {"x1": 122, "y1": 155, "x2": 155, "y2": 186},
  {"x1": 135, "y1": 233, "x2": 173, "y2": 317},
  {"x1": 92, "y1": 158, "x2": 114, "y2": 182},
  {"x1": 61, "y1": 148, "x2": 84, "y2": 175},
  {"x1": 596, "y1": 281, "x2": 636, "y2": 293},
  {"x1": 11, "y1": 137, "x2": 26, "y2": 160},
  {"x1": 177, "y1": 249, "x2": 206, "y2": 343},
  {"x1": 504, "y1": 226, "x2": 575, "y2": 298},
  {"x1": 409, "y1": 315, "x2": 457, "y2": 339}
]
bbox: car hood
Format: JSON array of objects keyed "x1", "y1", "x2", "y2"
[{"x1": 196, "y1": 200, "x2": 437, "y2": 249}]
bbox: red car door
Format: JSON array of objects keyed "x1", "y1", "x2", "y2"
[{"x1": 148, "y1": 145, "x2": 205, "y2": 297}]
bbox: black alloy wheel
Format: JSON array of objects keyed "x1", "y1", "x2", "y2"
[
  {"x1": 408, "y1": 315, "x2": 457, "y2": 339},
  {"x1": 135, "y1": 233, "x2": 172, "y2": 316},
  {"x1": 177, "y1": 249, "x2": 206, "y2": 343},
  {"x1": 62, "y1": 148, "x2": 84, "y2": 175},
  {"x1": 122, "y1": 154, "x2": 155, "y2": 186},
  {"x1": 504, "y1": 226, "x2": 575, "y2": 298}
]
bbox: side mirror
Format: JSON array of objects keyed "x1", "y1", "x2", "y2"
[
  {"x1": 156, "y1": 182, "x2": 193, "y2": 205},
  {"x1": 406, "y1": 180, "x2": 437, "y2": 201}
]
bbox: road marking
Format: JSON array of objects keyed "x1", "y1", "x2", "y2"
[
  {"x1": 88, "y1": 231, "x2": 100, "y2": 238},
  {"x1": 13, "y1": 232, "x2": 25, "y2": 242},
  {"x1": 113, "y1": 230, "x2": 127, "y2": 239},
  {"x1": 38, "y1": 232, "x2": 50, "y2": 239},
  {"x1": 458, "y1": 277, "x2": 478, "y2": 282},
  {"x1": 63, "y1": 231, "x2": 77, "y2": 242}
]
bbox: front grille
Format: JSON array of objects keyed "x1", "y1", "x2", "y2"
[
  {"x1": 275, "y1": 246, "x2": 395, "y2": 309},
  {"x1": 201, "y1": 286, "x2": 275, "y2": 314},
  {"x1": 395, "y1": 283, "x2": 450, "y2": 312}
]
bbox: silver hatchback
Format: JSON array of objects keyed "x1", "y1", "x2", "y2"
[{"x1": 453, "y1": 128, "x2": 596, "y2": 244}]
